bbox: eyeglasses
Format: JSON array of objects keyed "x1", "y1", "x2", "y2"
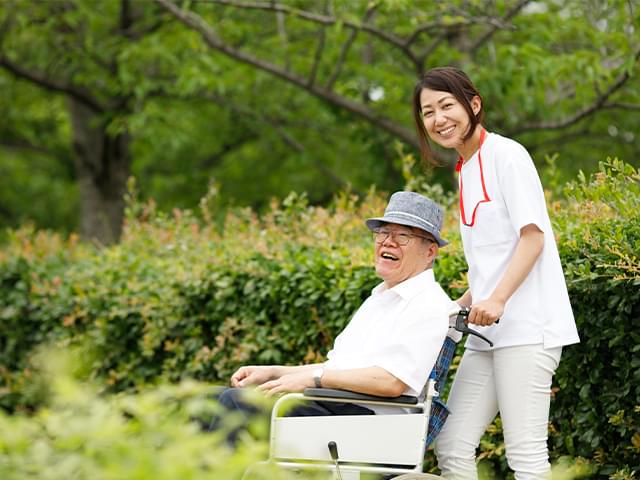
[{"x1": 373, "y1": 229, "x2": 434, "y2": 246}]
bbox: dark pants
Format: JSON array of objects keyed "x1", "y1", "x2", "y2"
[{"x1": 208, "y1": 387, "x2": 374, "y2": 446}]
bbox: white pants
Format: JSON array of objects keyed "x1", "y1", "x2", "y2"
[{"x1": 435, "y1": 344, "x2": 562, "y2": 480}]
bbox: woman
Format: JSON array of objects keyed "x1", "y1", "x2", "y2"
[{"x1": 412, "y1": 67, "x2": 579, "y2": 480}]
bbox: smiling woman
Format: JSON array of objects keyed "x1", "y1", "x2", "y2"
[{"x1": 412, "y1": 66, "x2": 580, "y2": 480}]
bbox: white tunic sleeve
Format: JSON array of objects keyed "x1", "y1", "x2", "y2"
[{"x1": 496, "y1": 142, "x2": 548, "y2": 235}]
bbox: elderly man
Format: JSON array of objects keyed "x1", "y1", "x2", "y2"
[{"x1": 213, "y1": 191, "x2": 452, "y2": 436}]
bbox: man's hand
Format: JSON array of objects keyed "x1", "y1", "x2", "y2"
[
  {"x1": 230, "y1": 365, "x2": 277, "y2": 388},
  {"x1": 256, "y1": 370, "x2": 315, "y2": 396},
  {"x1": 468, "y1": 298, "x2": 503, "y2": 326}
]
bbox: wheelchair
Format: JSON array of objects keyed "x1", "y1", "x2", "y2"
[{"x1": 246, "y1": 309, "x2": 493, "y2": 479}]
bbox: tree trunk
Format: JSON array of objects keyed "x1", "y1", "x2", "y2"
[{"x1": 68, "y1": 97, "x2": 130, "y2": 245}]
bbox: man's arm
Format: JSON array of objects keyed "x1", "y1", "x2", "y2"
[
  {"x1": 256, "y1": 366, "x2": 407, "y2": 397},
  {"x1": 320, "y1": 367, "x2": 407, "y2": 396},
  {"x1": 230, "y1": 363, "x2": 322, "y2": 388}
]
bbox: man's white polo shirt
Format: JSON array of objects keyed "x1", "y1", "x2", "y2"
[{"x1": 324, "y1": 268, "x2": 450, "y2": 414}]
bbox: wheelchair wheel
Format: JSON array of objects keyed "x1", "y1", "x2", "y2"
[{"x1": 391, "y1": 474, "x2": 442, "y2": 479}]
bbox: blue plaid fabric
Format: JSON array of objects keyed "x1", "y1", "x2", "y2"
[{"x1": 426, "y1": 336, "x2": 457, "y2": 447}]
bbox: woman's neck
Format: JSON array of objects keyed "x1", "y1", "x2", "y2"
[{"x1": 457, "y1": 125, "x2": 484, "y2": 162}]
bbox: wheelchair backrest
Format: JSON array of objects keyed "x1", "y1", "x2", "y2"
[{"x1": 425, "y1": 335, "x2": 457, "y2": 446}]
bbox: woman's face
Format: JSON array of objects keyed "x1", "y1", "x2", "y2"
[{"x1": 419, "y1": 88, "x2": 479, "y2": 150}]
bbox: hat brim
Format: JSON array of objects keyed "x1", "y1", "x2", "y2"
[{"x1": 366, "y1": 215, "x2": 448, "y2": 247}]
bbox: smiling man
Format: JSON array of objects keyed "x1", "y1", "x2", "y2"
[{"x1": 212, "y1": 192, "x2": 453, "y2": 440}]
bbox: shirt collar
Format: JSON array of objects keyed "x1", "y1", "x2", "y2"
[{"x1": 372, "y1": 268, "x2": 435, "y2": 300}]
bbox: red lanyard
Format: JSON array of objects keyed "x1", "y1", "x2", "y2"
[{"x1": 456, "y1": 128, "x2": 490, "y2": 227}]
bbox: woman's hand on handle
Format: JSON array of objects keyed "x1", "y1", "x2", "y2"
[{"x1": 468, "y1": 298, "x2": 504, "y2": 326}]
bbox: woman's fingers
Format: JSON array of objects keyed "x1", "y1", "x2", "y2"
[{"x1": 469, "y1": 300, "x2": 503, "y2": 325}]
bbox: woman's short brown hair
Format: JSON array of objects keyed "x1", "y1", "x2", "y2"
[{"x1": 412, "y1": 67, "x2": 484, "y2": 166}]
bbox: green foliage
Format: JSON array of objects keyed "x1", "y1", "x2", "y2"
[
  {"x1": 549, "y1": 159, "x2": 640, "y2": 476},
  {"x1": 1, "y1": 160, "x2": 639, "y2": 476},
  {"x1": 1, "y1": 0, "x2": 638, "y2": 233},
  {"x1": 0, "y1": 349, "x2": 310, "y2": 480}
]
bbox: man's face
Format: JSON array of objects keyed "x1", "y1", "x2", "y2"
[{"x1": 373, "y1": 223, "x2": 437, "y2": 288}]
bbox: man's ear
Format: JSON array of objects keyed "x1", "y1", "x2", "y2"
[{"x1": 426, "y1": 242, "x2": 438, "y2": 261}]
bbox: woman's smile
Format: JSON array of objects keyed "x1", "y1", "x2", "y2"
[{"x1": 437, "y1": 125, "x2": 457, "y2": 137}]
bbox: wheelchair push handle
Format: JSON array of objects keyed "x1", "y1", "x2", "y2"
[{"x1": 451, "y1": 308, "x2": 498, "y2": 347}]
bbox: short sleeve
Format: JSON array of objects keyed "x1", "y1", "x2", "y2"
[
  {"x1": 372, "y1": 299, "x2": 449, "y2": 394},
  {"x1": 496, "y1": 143, "x2": 547, "y2": 235}
]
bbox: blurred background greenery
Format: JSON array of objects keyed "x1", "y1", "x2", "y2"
[
  {"x1": 1, "y1": 1, "x2": 639, "y2": 478},
  {"x1": 1, "y1": 159, "x2": 638, "y2": 479},
  {"x1": 0, "y1": 0, "x2": 638, "y2": 244}
]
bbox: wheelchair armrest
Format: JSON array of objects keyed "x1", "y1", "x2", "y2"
[{"x1": 303, "y1": 388, "x2": 419, "y2": 405}]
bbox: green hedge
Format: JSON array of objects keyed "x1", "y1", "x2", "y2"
[
  {"x1": 549, "y1": 161, "x2": 640, "y2": 477},
  {"x1": 0, "y1": 161, "x2": 638, "y2": 477}
]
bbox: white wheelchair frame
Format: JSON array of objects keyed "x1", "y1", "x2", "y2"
[{"x1": 261, "y1": 379, "x2": 441, "y2": 479}]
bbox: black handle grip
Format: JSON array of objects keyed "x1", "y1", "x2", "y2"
[
  {"x1": 328, "y1": 441, "x2": 339, "y2": 461},
  {"x1": 452, "y1": 308, "x2": 496, "y2": 347}
]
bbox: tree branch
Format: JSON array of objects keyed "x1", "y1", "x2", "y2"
[
  {"x1": 275, "y1": 8, "x2": 290, "y2": 72},
  {"x1": 199, "y1": 92, "x2": 359, "y2": 192},
  {"x1": 468, "y1": 0, "x2": 531, "y2": 54},
  {"x1": 506, "y1": 47, "x2": 640, "y2": 136},
  {"x1": 307, "y1": 20, "x2": 326, "y2": 87},
  {"x1": 524, "y1": 127, "x2": 597, "y2": 153},
  {"x1": 155, "y1": 0, "x2": 419, "y2": 148},
  {"x1": 198, "y1": 133, "x2": 254, "y2": 169},
  {"x1": 406, "y1": 15, "x2": 515, "y2": 48},
  {"x1": 416, "y1": 33, "x2": 447, "y2": 69},
  {"x1": 269, "y1": 120, "x2": 360, "y2": 194},
  {"x1": 326, "y1": 4, "x2": 378, "y2": 90},
  {"x1": 601, "y1": 102, "x2": 640, "y2": 111},
  {"x1": 406, "y1": 21, "x2": 450, "y2": 47},
  {"x1": 527, "y1": 131, "x2": 624, "y2": 160},
  {"x1": 415, "y1": 6, "x2": 522, "y2": 66},
  {"x1": 196, "y1": 0, "x2": 422, "y2": 70},
  {"x1": 193, "y1": 93, "x2": 364, "y2": 191},
  {"x1": 0, "y1": 57, "x2": 104, "y2": 113},
  {"x1": 0, "y1": 138, "x2": 54, "y2": 156}
]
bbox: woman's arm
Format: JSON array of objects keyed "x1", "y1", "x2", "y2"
[
  {"x1": 456, "y1": 289, "x2": 472, "y2": 308},
  {"x1": 468, "y1": 223, "x2": 544, "y2": 326}
]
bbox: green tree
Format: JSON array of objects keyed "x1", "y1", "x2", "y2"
[
  {"x1": 0, "y1": 1, "x2": 156, "y2": 243},
  {"x1": 155, "y1": 0, "x2": 640, "y2": 164},
  {"x1": 1, "y1": 0, "x2": 638, "y2": 240}
]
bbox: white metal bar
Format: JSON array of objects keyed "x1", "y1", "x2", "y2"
[{"x1": 273, "y1": 460, "x2": 421, "y2": 476}]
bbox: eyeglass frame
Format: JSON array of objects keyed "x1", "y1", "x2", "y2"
[{"x1": 372, "y1": 227, "x2": 436, "y2": 246}]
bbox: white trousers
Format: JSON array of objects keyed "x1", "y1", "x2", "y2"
[{"x1": 435, "y1": 344, "x2": 562, "y2": 480}]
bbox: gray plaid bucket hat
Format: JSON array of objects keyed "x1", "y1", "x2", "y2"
[{"x1": 365, "y1": 191, "x2": 448, "y2": 247}]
